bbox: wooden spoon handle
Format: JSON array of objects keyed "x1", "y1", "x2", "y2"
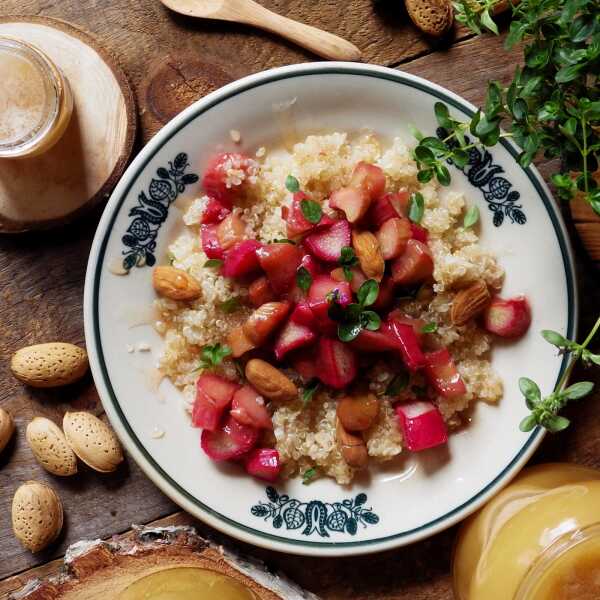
[{"x1": 242, "y1": 4, "x2": 361, "y2": 61}]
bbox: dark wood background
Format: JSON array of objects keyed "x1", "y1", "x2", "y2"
[{"x1": 1, "y1": 1, "x2": 599, "y2": 598}]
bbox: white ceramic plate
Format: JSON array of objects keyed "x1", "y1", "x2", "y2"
[{"x1": 84, "y1": 63, "x2": 577, "y2": 556}]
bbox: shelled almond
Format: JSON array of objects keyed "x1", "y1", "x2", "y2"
[
  {"x1": 26, "y1": 417, "x2": 78, "y2": 477},
  {"x1": 352, "y1": 230, "x2": 384, "y2": 281},
  {"x1": 63, "y1": 412, "x2": 123, "y2": 473},
  {"x1": 0, "y1": 407, "x2": 15, "y2": 455},
  {"x1": 451, "y1": 280, "x2": 491, "y2": 325},
  {"x1": 12, "y1": 481, "x2": 63, "y2": 552},
  {"x1": 11, "y1": 343, "x2": 88, "y2": 388},
  {"x1": 336, "y1": 419, "x2": 368, "y2": 469},
  {"x1": 245, "y1": 359, "x2": 297, "y2": 402},
  {"x1": 153, "y1": 266, "x2": 201, "y2": 301}
]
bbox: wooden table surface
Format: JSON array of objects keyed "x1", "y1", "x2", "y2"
[{"x1": 1, "y1": 2, "x2": 599, "y2": 598}]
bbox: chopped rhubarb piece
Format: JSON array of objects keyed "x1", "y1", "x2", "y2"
[
  {"x1": 305, "y1": 220, "x2": 351, "y2": 262},
  {"x1": 222, "y1": 240, "x2": 262, "y2": 278},
  {"x1": 423, "y1": 348, "x2": 467, "y2": 398},
  {"x1": 387, "y1": 311, "x2": 427, "y2": 344},
  {"x1": 202, "y1": 152, "x2": 255, "y2": 204},
  {"x1": 350, "y1": 162, "x2": 386, "y2": 200},
  {"x1": 384, "y1": 319, "x2": 426, "y2": 372},
  {"x1": 329, "y1": 187, "x2": 371, "y2": 223},
  {"x1": 248, "y1": 276, "x2": 275, "y2": 307},
  {"x1": 256, "y1": 242, "x2": 303, "y2": 294},
  {"x1": 308, "y1": 274, "x2": 352, "y2": 306},
  {"x1": 231, "y1": 385, "x2": 273, "y2": 429},
  {"x1": 192, "y1": 374, "x2": 240, "y2": 431},
  {"x1": 227, "y1": 325, "x2": 256, "y2": 357},
  {"x1": 395, "y1": 402, "x2": 448, "y2": 452},
  {"x1": 372, "y1": 276, "x2": 395, "y2": 312},
  {"x1": 299, "y1": 253, "x2": 322, "y2": 279},
  {"x1": 484, "y1": 295, "x2": 531, "y2": 339},
  {"x1": 201, "y1": 414, "x2": 259, "y2": 461},
  {"x1": 290, "y1": 349, "x2": 318, "y2": 382},
  {"x1": 201, "y1": 197, "x2": 231, "y2": 224},
  {"x1": 285, "y1": 192, "x2": 314, "y2": 238},
  {"x1": 369, "y1": 192, "x2": 410, "y2": 227},
  {"x1": 274, "y1": 319, "x2": 316, "y2": 360},
  {"x1": 244, "y1": 448, "x2": 281, "y2": 482},
  {"x1": 350, "y1": 329, "x2": 401, "y2": 353},
  {"x1": 332, "y1": 265, "x2": 367, "y2": 294},
  {"x1": 290, "y1": 302, "x2": 317, "y2": 328},
  {"x1": 306, "y1": 300, "x2": 337, "y2": 336},
  {"x1": 243, "y1": 301, "x2": 290, "y2": 346},
  {"x1": 317, "y1": 337, "x2": 358, "y2": 389},
  {"x1": 410, "y1": 223, "x2": 429, "y2": 243},
  {"x1": 216, "y1": 213, "x2": 246, "y2": 251},
  {"x1": 200, "y1": 224, "x2": 224, "y2": 259},
  {"x1": 391, "y1": 239, "x2": 434, "y2": 286},
  {"x1": 376, "y1": 217, "x2": 412, "y2": 260}
]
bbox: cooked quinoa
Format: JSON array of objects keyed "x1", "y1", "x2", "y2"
[{"x1": 156, "y1": 132, "x2": 504, "y2": 485}]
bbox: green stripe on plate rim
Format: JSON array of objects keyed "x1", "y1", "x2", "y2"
[{"x1": 92, "y1": 66, "x2": 576, "y2": 548}]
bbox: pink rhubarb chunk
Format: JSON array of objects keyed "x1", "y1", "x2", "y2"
[
  {"x1": 308, "y1": 274, "x2": 352, "y2": 306},
  {"x1": 244, "y1": 448, "x2": 281, "y2": 482},
  {"x1": 384, "y1": 319, "x2": 426, "y2": 372},
  {"x1": 423, "y1": 348, "x2": 467, "y2": 399},
  {"x1": 231, "y1": 385, "x2": 273, "y2": 429},
  {"x1": 200, "y1": 224, "x2": 224, "y2": 260},
  {"x1": 274, "y1": 317, "x2": 316, "y2": 361},
  {"x1": 222, "y1": 240, "x2": 262, "y2": 278},
  {"x1": 483, "y1": 295, "x2": 531, "y2": 339},
  {"x1": 305, "y1": 220, "x2": 351, "y2": 262},
  {"x1": 395, "y1": 401, "x2": 448, "y2": 452},
  {"x1": 317, "y1": 337, "x2": 357, "y2": 389},
  {"x1": 192, "y1": 374, "x2": 240, "y2": 431},
  {"x1": 201, "y1": 414, "x2": 259, "y2": 461}
]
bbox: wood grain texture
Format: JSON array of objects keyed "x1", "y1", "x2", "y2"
[{"x1": 0, "y1": 2, "x2": 599, "y2": 599}]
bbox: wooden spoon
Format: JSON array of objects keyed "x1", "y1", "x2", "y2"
[{"x1": 159, "y1": 0, "x2": 362, "y2": 61}]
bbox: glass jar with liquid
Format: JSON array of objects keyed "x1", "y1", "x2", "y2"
[
  {"x1": 453, "y1": 463, "x2": 600, "y2": 600},
  {"x1": 0, "y1": 36, "x2": 73, "y2": 158}
]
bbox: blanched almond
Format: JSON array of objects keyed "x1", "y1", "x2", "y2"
[
  {"x1": 245, "y1": 359, "x2": 298, "y2": 402},
  {"x1": 352, "y1": 230, "x2": 384, "y2": 281},
  {"x1": 63, "y1": 412, "x2": 123, "y2": 473},
  {"x1": 11, "y1": 343, "x2": 88, "y2": 388},
  {"x1": 26, "y1": 417, "x2": 78, "y2": 477},
  {"x1": 336, "y1": 419, "x2": 368, "y2": 469},
  {"x1": 153, "y1": 266, "x2": 201, "y2": 301},
  {"x1": 451, "y1": 280, "x2": 491, "y2": 325},
  {"x1": 0, "y1": 408, "x2": 15, "y2": 455},
  {"x1": 12, "y1": 481, "x2": 63, "y2": 552},
  {"x1": 243, "y1": 302, "x2": 290, "y2": 346},
  {"x1": 337, "y1": 393, "x2": 380, "y2": 431}
]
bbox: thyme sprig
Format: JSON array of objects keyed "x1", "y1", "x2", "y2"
[{"x1": 519, "y1": 316, "x2": 600, "y2": 433}]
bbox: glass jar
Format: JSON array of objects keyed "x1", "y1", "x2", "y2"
[
  {"x1": 453, "y1": 463, "x2": 600, "y2": 600},
  {"x1": 0, "y1": 36, "x2": 73, "y2": 158}
]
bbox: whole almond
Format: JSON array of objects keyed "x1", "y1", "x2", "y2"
[
  {"x1": 405, "y1": 0, "x2": 453, "y2": 37},
  {"x1": 11, "y1": 343, "x2": 88, "y2": 388},
  {"x1": 12, "y1": 481, "x2": 63, "y2": 552},
  {"x1": 63, "y1": 412, "x2": 123, "y2": 473},
  {"x1": 26, "y1": 417, "x2": 78, "y2": 477},
  {"x1": 153, "y1": 266, "x2": 201, "y2": 301},
  {"x1": 0, "y1": 408, "x2": 15, "y2": 455},
  {"x1": 245, "y1": 359, "x2": 298, "y2": 402},
  {"x1": 451, "y1": 280, "x2": 491, "y2": 325},
  {"x1": 336, "y1": 419, "x2": 368, "y2": 469},
  {"x1": 352, "y1": 230, "x2": 384, "y2": 281}
]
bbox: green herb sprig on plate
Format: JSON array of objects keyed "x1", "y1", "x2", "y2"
[
  {"x1": 519, "y1": 316, "x2": 600, "y2": 433},
  {"x1": 197, "y1": 343, "x2": 232, "y2": 371},
  {"x1": 339, "y1": 246, "x2": 359, "y2": 281}
]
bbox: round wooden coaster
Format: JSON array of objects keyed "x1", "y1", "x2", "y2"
[{"x1": 0, "y1": 16, "x2": 136, "y2": 233}]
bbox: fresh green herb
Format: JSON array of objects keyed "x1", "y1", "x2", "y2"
[
  {"x1": 285, "y1": 175, "x2": 300, "y2": 193},
  {"x1": 408, "y1": 192, "x2": 425, "y2": 223},
  {"x1": 302, "y1": 467, "x2": 318, "y2": 485},
  {"x1": 302, "y1": 380, "x2": 321, "y2": 406},
  {"x1": 463, "y1": 206, "x2": 480, "y2": 229},
  {"x1": 198, "y1": 343, "x2": 232, "y2": 371},
  {"x1": 339, "y1": 246, "x2": 359, "y2": 281},
  {"x1": 385, "y1": 371, "x2": 409, "y2": 396},
  {"x1": 296, "y1": 266, "x2": 313, "y2": 292},
  {"x1": 519, "y1": 317, "x2": 600, "y2": 433},
  {"x1": 271, "y1": 238, "x2": 296, "y2": 245},
  {"x1": 204, "y1": 258, "x2": 224, "y2": 269},
  {"x1": 416, "y1": 0, "x2": 600, "y2": 215},
  {"x1": 328, "y1": 279, "x2": 382, "y2": 342},
  {"x1": 300, "y1": 199, "x2": 322, "y2": 224},
  {"x1": 219, "y1": 298, "x2": 240, "y2": 313},
  {"x1": 421, "y1": 322, "x2": 438, "y2": 334}
]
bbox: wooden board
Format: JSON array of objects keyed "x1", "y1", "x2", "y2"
[
  {"x1": 0, "y1": 2, "x2": 599, "y2": 599},
  {"x1": 0, "y1": 17, "x2": 136, "y2": 232}
]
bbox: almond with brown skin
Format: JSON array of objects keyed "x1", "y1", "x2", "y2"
[
  {"x1": 405, "y1": 0, "x2": 453, "y2": 37},
  {"x1": 0, "y1": 408, "x2": 15, "y2": 455},
  {"x1": 337, "y1": 393, "x2": 380, "y2": 432},
  {"x1": 352, "y1": 230, "x2": 384, "y2": 282},
  {"x1": 153, "y1": 266, "x2": 201, "y2": 301},
  {"x1": 336, "y1": 419, "x2": 368, "y2": 469},
  {"x1": 451, "y1": 280, "x2": 491, "y2": 325},
  {"x1": 245, "y1": 359, "x2": 298, "y2": 402}
]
